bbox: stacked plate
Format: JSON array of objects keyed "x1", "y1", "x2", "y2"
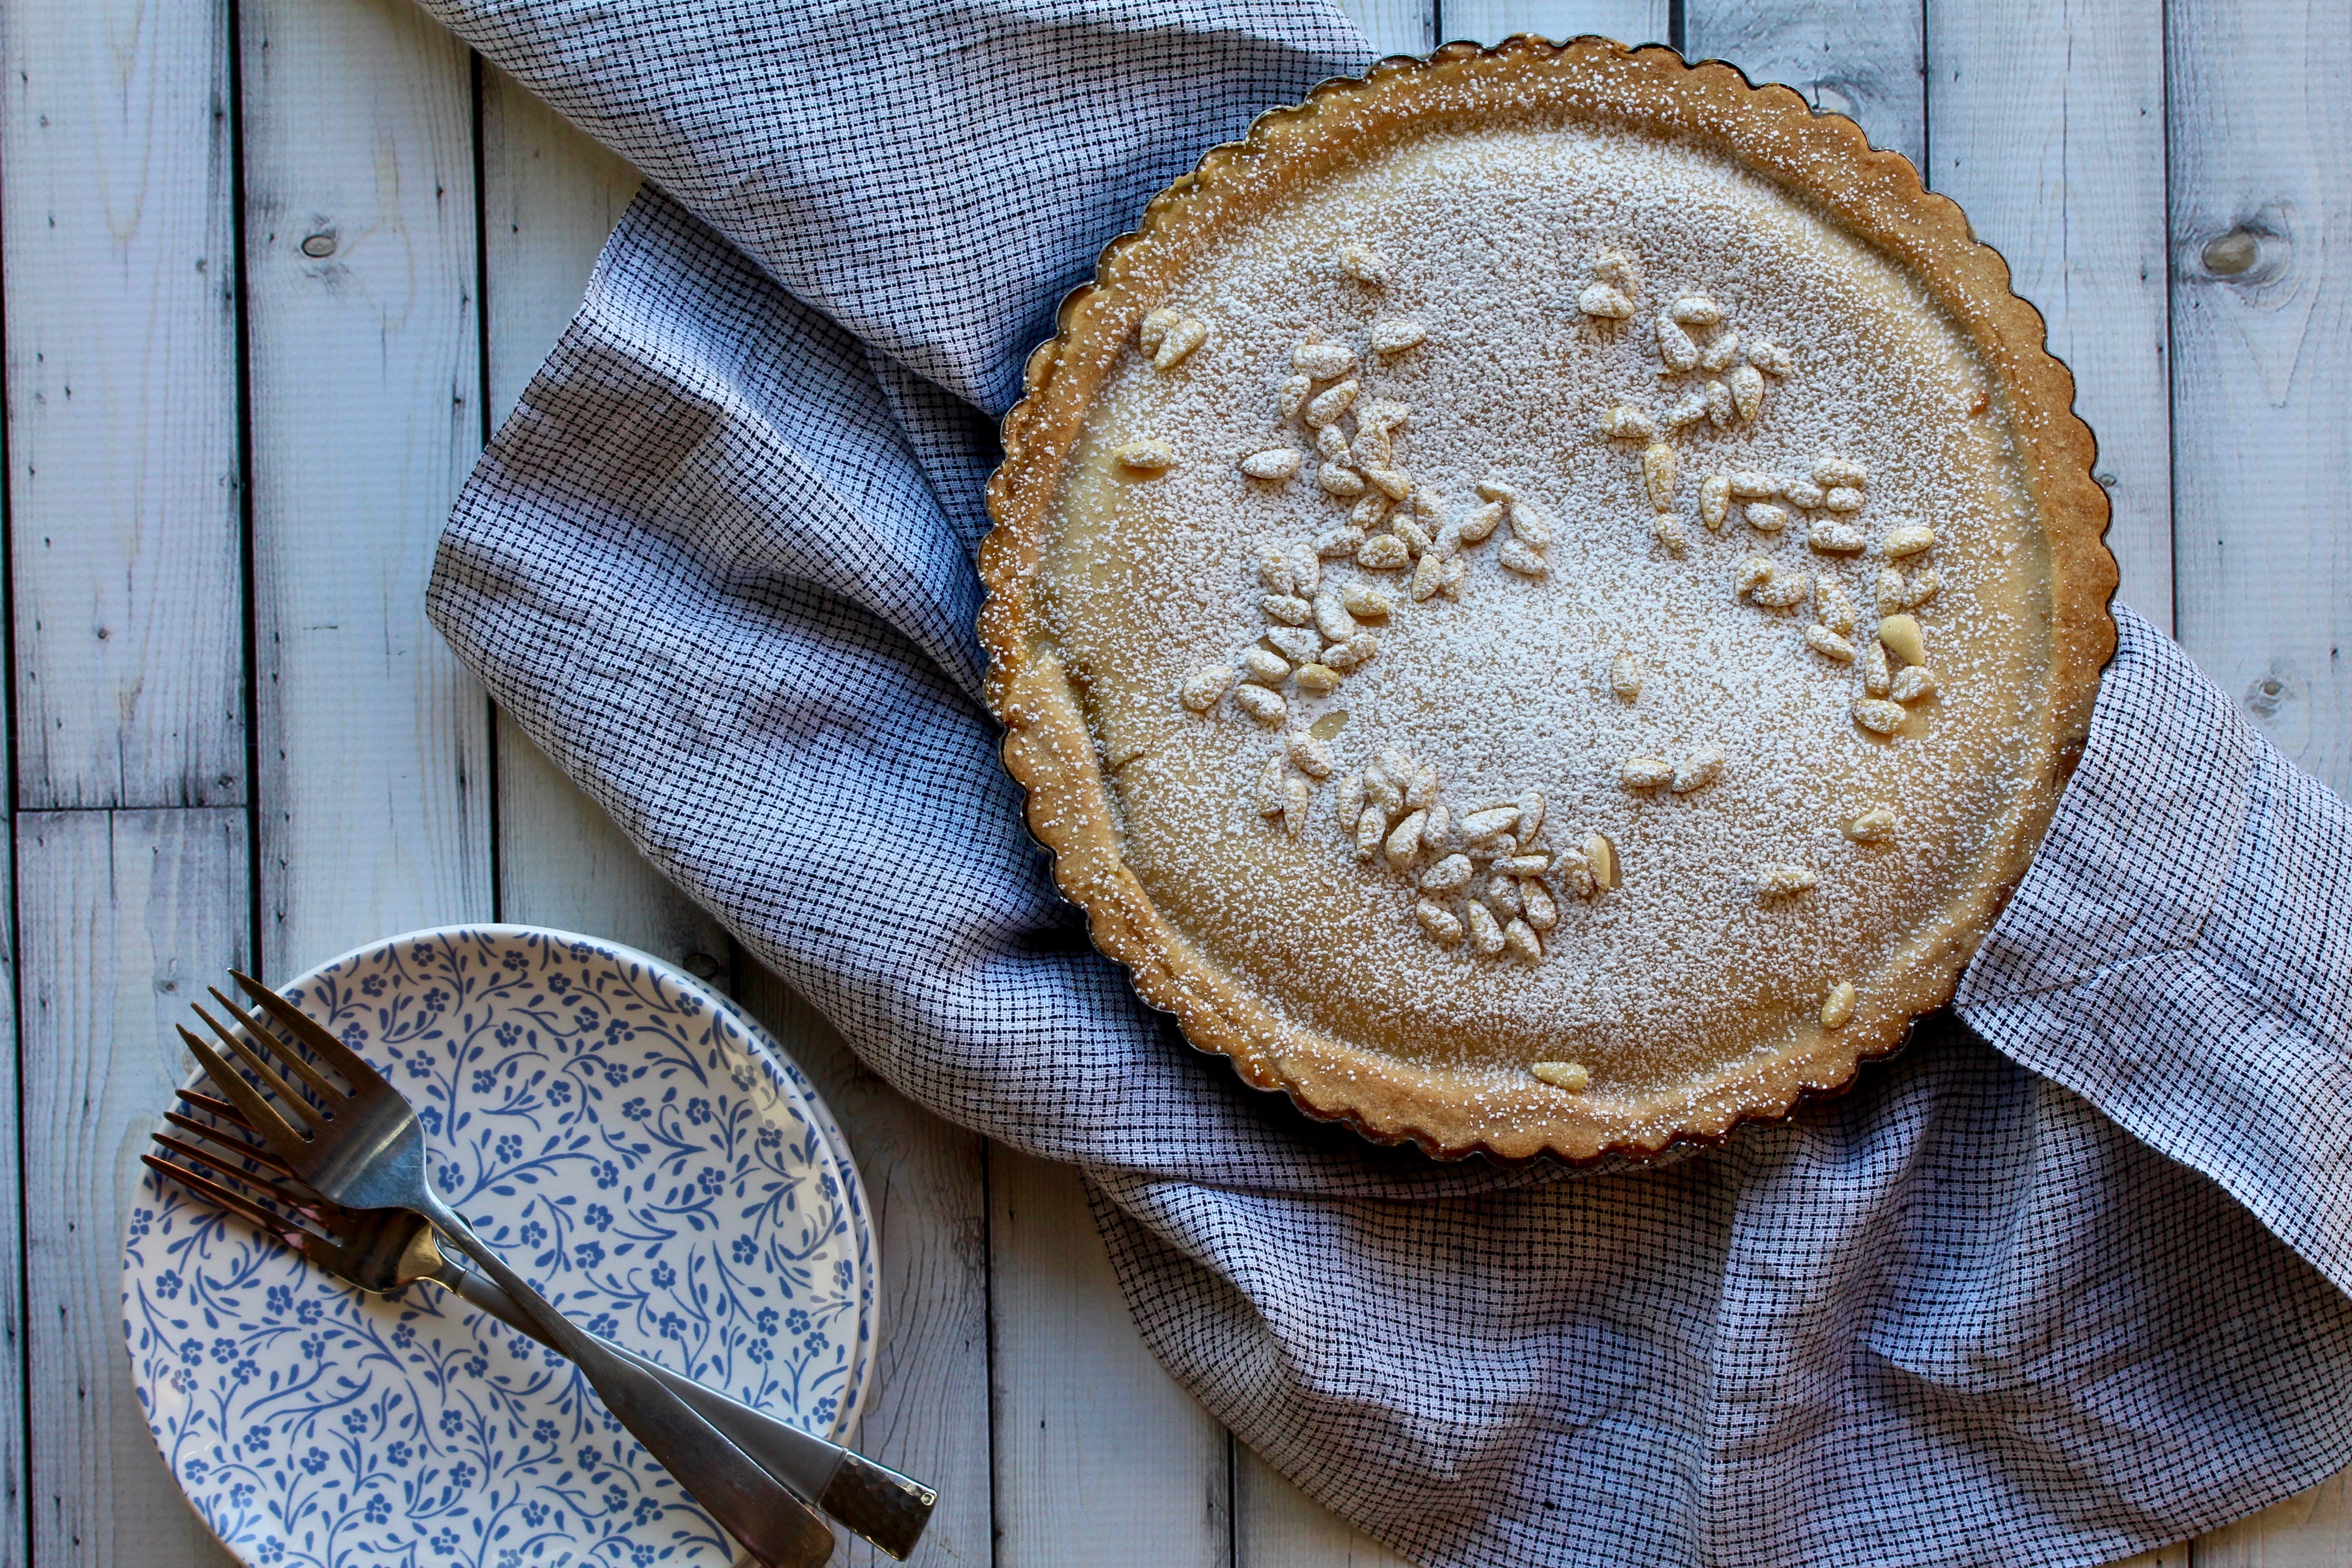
[{"x1": 122, "y1": 926, "x2": 875, "y2": 1568}]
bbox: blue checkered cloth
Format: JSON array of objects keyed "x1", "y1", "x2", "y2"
[{"x1": 421, "y1": 4, "x2": 2352, "y2": 1562}]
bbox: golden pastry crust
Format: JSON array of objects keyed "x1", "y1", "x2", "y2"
[{"x1": 979, "y1": 37, "x2": 2116, "y2": 1163}]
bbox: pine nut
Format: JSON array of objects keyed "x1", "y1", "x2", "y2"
[
  {"x1": 1672, "y1": 748, "x2": 1725, "y2": 794},
  {"x1": 1701, "y1": 473, "x2": 1731, "y2": 530},
  {"x1": 1239, "y1": 448, "x2": 1301, "y2": 480},
  {"x1": 1805, "y1": 625, "x2": 1857, "y2": 662},
  {"x1": 1852, "y1": 697, "x2": 1905, "y2": 735},
  {"x1": 1881, "y1": 525, "x2": 1934, "y2": 559},
  {"x1": 1292, "y1": 342, "x2": 1354, "y2": 379},
  {"x1": 1622, "y1": 755, "x2": 1673, "y2": 789},
  {"x1": 1304, "y1": 380, "x2": 1359, "y2": 429},
  {"x1": 1416, "y1": 899, "x2": 1464, "y2": 944},
  {"x1": 1610, "y1": 653, "x2": 1641, "y2": 701},
  {"x1": 1318, "y1": 462, "x2": 1366, "y2": 498},
  {"x1": 1729, "y1": 363, "x2": 1765, "y2": 420},
  {"x1": 1578, "y1": 283, "x2": 1635, "y2": 319},
  {"x1": 1643, "y1": 443, "x2": 1677, "y2": 510},
  {"x1": 1339, "y1": 245, "x2": 1390, "y2": 286},
  {"x1": 1463, "y1": 900, "x2": 1506, "y2": 956},
  {"x1": 1153, "y1": 317, "x2": 1207, "y2": 371},
  {"x1": 1655, "y1": 314, "x2": 1700, "y2": 371},
  {"x1": 1180, "y1": 665, "x2": 1236, "y2": 712},
  {"x1": 1241, "y1": 648, "x2": 1289, "y2": 686},
  {"x1": 1877, "y1": 614, "x2": 1925, "y2": 666},
  {"x1": 1843, "y1": 804, "x2": 1896, "y2": 843},
  {"x1": 1754, "y1": 862, "x2": 1817, "y2": 896},
  {"x1": 1235, "y1": 684, "x2": 1286, "y2": 726},
  {"x1": 1602, "y1": 405, "x2": 1661, "y2": 441}
]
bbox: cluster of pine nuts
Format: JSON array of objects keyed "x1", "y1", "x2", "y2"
[
  {"x1": 1688, "y1": 456, "x2": 1909, "y2": 559},
  {"x1": 1583, "y1": 252, "x2": 1953, "y2": 746},
  {"x1": 1339, "y1": 755, "x2": 1615, "y2": 964},
  {"x1": 1179, "y1": 254, "x2": 1558, "y2": 744},
  {"x1": 1147, "y1": 250, "x2": 1918, "y2": 1035},
  {"x1": 1585, "y1": 251, "x2": 1795, "y2": 555},
  {"x1": 1692, "y1": 453, "x2": 1948, "y2": 737}
]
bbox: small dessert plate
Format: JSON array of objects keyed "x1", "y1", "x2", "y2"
[{"x1": 122, "y1": 924, "x2": 873, "y2": 1568}]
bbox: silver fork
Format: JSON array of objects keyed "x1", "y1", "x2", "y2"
[
  {"x1": 148, "y1": 1090, "x2": 937, "y2": 1559},
  {"x1": 180, "y1": 972, "x2": 839, "y2": 1568}
]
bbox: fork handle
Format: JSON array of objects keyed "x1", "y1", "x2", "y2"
[
  {"x1": 431, "y1": 1260, "x2": 843, "y2": 1497},
  {"x1": 431, "y1": 1262, "x2": 936, "y2": 1560},
  {"x1": 416, "y1": 1193, "x2": 838, "y2": 1568}
]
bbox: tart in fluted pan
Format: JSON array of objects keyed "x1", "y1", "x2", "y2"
[{"x1": 979, "y1": 36, "x2": 2116, "y2": 1162}]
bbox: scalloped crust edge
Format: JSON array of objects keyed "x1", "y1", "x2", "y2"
[{"x1": 978, "y1": 35, "x2": 2119, "y2": 1165}]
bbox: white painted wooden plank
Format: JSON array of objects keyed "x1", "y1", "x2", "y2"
[
  {"x1": 1235, "y1": 1446, "x2": 1409, "y2": 1568},
  {"x1": 2170, "y1": 0, "x2": 2352, "y2": 1549},
  {"x1": 2, "y1": 0, "x2": 245, "y2": 808},
  {"x1": 735, "y1": 963, "x2": 994, "y2": 1568},
  {"x1": 470, "y1": 77, "x2": 991, "y2": 1564},
  {"x1": 241, "y1": 0, "x2": 494, "y2": 976},
  {"x1": 1440, "y1": 0, "x2": 1669, "y2": 47},
  {"x1": 0, "y1": 809, "x2": 20, "y2": 1568},
  {"x1": 20, "y1": 808, "x2": 243, "y2": 1568},
  {"x1": 2169, "y1": 0, "x2": 2352, "y2": 794},
  {"x1": 494, "y1": 728, "x2": 737, "y2": 965},
  {"x1": 473, "y1": 63, "x2": 720, "y2": 963},
  {"x1": 1333, "y1": 0, "x2": 1436, "y2": 57},
  {"x1": 480, "y1": 62, "x2": 640, "y2": 431},
  {"x1": 1682, "y1": 0, "x2": 1924, "y2": 168},
  {"x1": 469, "y1": 69, "x2": 1200, "y2": 1568},
  {"x1": 2100, "y1": 1547, "x2": 2188, "y2": 1568},
  {"x1": 991, "y1": 1148, "x2": 1231, "y2": 1567},
  {"x1": 2197, "y1": 1472, "x2": 2352, "y2": 1567},
  {"x1": 1926, "y1": 0, "x2": 2172, "y2": 628}
]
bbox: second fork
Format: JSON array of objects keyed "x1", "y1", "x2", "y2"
[
  {"x1": 147, "y1": 1091, "x2": 937, "y2": 1559},
  {"x1": 181, "y1": 973, "x2": 842, "y2": 1568}
]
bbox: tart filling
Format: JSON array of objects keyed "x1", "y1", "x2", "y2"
[{"x1": 982, "y1": 39, "x2": 2115, "y2": 1161}]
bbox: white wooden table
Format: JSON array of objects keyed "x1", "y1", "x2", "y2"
[{"x1": 8, "y1": 0, "x2": 2346, "y2": 1562}]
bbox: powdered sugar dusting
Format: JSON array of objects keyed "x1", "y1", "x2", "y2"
[{"x1": 1038, "y1": 121, "x2": 2052, "y2": 1099}]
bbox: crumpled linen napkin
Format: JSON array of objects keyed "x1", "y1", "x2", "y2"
[{"x1": 419, "y1": 3, "x2": 2352, "y2": 1563}]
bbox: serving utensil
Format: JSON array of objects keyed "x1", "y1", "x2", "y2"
[
  {"x1": 147, "y1": 1089, "x2": 936, "y2": 1559},
  {"x1": 178, "y1": 971, "x2": 840, "y2": 1568}
]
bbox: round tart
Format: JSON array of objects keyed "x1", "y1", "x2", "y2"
[{"x1": 980, "y1": 37, "x2": 2116, "y2": 1161}]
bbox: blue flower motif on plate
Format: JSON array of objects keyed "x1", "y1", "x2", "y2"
[{"x1": 122, "y1": 926, "x2": 874, "y2": 1568}]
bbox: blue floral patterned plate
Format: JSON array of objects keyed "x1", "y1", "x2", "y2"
[{"x1": 121, "y1": 925, "x2": 875, "y2": 1568}]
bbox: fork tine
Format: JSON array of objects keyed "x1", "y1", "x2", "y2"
[
  {"x1": 176, "y1": 1088, "x2": 247, "y2": 1125},
  {"x1": 152, "y1": 1127, "x2": 250, "y2": 1176},
  {"x1": 151, "y1": 1131, "x2": 329, "y2": 1223},
  {"x1": 170, "y1": 1091, "x2": 305, "y2": 1178},
  {"x1": 157, "y1": 1113, "x2": 300, "y2": 1184},
  {"x1": 179, "y1": 1024, "x2": 313, "y2": 1160},
  {"x1": 229, "y1": 971, "x2": 380, "y2": 1087},
  {"x1": 142, "y1": 1154, "x2": 319, "y2": 1255},
  {"x1": 207, "y1": 986, "x2": 345, "y2": 1107},
  {"x1": 188, "y1": 1003, "x2": 322, "y2": 1132}
]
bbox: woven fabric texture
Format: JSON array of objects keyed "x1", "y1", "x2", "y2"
[{"x1": 419, "y1": 4, "x2": 2352, "y2": 1563}]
